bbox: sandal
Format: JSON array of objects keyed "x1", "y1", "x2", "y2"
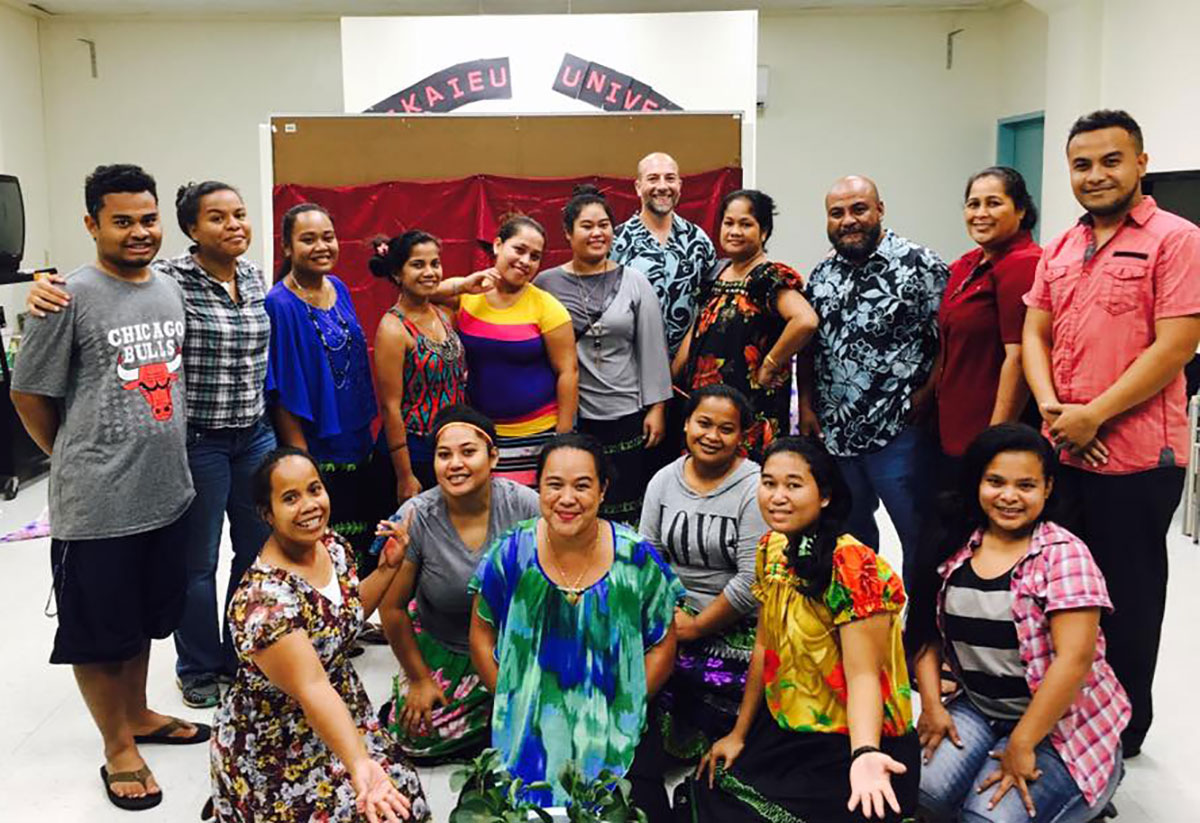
[
  {"x1": 101, "y1": 764, "x2": 162, "y2": 811},
  {"x1": 133, "y1": 716, "x2": 212, "y2": 745}
]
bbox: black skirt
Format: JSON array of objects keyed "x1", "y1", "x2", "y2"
[
  {"x1": 578, "y1": 410, "x2": 651, "y2": 527},
  {"x1": 677, "y1": 703, "x2": 921, "y2": 823}
]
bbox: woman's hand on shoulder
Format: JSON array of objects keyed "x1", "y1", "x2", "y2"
[
  {"x1": 847, "y1": 750, "x2": 907, "y2": 819},
  {"x1": 459, "y1": 268, "x2": 500, "y2": 295},
  {"x1": 26, "y1": 273, "x2": 70, "y2": 317}
]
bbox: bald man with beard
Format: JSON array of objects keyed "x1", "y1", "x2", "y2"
[{"x1": 799, "y1": 175, "x2": 949, "y2": 587}]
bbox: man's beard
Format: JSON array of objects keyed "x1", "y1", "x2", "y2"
[
  {"x1": 1084, "y1": 185, "x2": 1138, "y2": 218},
  {"x1": 830, "y1": 223, "x2": 883, "y2": 263},
  {"x1": 644, "y1": 193, "x2": 677, "y2": 216}
]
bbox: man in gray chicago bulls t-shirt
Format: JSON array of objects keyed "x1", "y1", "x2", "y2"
[{"x1": 10, "y1": 164, "x2": 204, "y2": 810}]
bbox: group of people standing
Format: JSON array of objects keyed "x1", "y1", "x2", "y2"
[{"x1": 10, "y1": 106, "x2": 1199, "y2": 823}]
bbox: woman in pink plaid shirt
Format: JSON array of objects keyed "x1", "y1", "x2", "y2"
[{"x1": 909, "y1": 423, "x2": 1128, "y2": 822}]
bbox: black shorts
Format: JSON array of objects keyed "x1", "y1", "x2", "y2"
[{"x1": 49, "y1": 516, "x2": 188, "y2": 665}]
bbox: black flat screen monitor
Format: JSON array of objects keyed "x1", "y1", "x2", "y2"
[
  {"x1": 1144, "y1": 170, "x2": 1200, "y2": 227},
  {"x1": 0, "y1": 175, "x2": 24, "y2": 274}
]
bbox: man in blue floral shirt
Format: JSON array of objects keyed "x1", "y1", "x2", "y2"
[
  {"x1": 612, "y1": 151, "x2": 718, "y2": 467},
  {"x1": 799, "y1": 175, "x2": 948, "y2": 584},
  {"x1": 611, "y1": 151, "x2": 717, "y2": 358}
]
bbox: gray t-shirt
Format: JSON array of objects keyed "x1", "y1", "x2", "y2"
[
  {"x1": 11, "y1": 265, "x2": 194, "y2": 540},
  {"x1": 638, "y1": 456, "x2": 766, "y2": 614},
  {"x1": 537, "y1": 265, "x2": 672, "y2": 420},
  {"x1": 393, "y1": 478, "x2": 540, "y2": 652}
]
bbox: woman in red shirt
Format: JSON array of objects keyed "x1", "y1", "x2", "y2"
[{"x1": 937, "y1": 167, "x2": 1043, "y2": 472}]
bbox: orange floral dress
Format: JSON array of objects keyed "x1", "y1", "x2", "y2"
[
  {"x1": 752, "y1": 531, "x2": 913, "y2": 736},
  {"x1": 684, "y1": 261, "x2": 804, "y2": 461}
]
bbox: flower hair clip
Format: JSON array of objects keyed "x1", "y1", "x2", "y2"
[{"x1": 374, "y1": 240, "x2": 389, "y2": 257}]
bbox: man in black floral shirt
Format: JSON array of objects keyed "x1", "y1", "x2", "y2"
[
  {"x1": 612, "y1": 151, "x2": 717, "y2": 465},
  {"x1": 612, "y1": 151, "x2": 717, "y2": 358},
  {"x1": 799, "y1": 175, "x2": 948, "y2": 585}
]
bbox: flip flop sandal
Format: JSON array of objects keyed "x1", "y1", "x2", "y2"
[
  {"x1": 101, "y1": 764, "x2": 162, "y2": 811},
  {"x1": 133, "y1": 716, "x2": 212, "y2": 745}
]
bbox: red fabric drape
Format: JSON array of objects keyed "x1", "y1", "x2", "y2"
[{"x1": 272, "y1": 168, "x2": 742, "y2": 350}]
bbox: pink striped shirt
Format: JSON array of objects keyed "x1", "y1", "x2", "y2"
[{"x1": 936, "y1": 521, "x2": 1129, "y2": 805}]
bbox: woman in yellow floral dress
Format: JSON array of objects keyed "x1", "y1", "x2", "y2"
[
  {"x1": 688, "y1": 436, "x2": 920, "y2": 822},
  {"x1": 209, "y1": 448, "x2": 430, "y2": 823}
]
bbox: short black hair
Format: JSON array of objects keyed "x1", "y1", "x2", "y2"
[
  {"x1": 431, "y1": 403, "x2": 499, "y2": 450},
  {"x1": 498, "y1": 213, "x2": 546, "y2": 243},
  {"x1": 964, "y1": 166, "x2": 1039, "y2": 232},
  {"x1": 684, "y1": 384, "x2": 754, "y2": 431},
  {"x1": 85, "y1": 164, "x2": 158, "y2": 220},
  {"x1": 175, "y1": 180, "x2": 241, "y2": 237},
  {"x1": 535, "y1": 432, "x2": 614, "y2": 490},
  {"x1": 278, "y1": 202, "x2": 333, "y2": 277},
  {"x1": 367, "y1": 229, "x2": 440, "y2": 283},
  {"x1": 720, "y1": 188, "x2": 776, "y2": 247},
  {"x1": 562, "y1": 183, "x2": 614, "y2": 234},
  {"x1": 252, "y1": 447, "x2": 326, "y2": 521},
  {"x1": 1067, "y1": 109, "x2": 1144, "y2": 153}
]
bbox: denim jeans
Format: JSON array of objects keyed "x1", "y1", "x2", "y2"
[
  {"x1": 173, "y1": 417, "x2": 276, "y2": 681},
  {"x1": 834, "y1": 423, "x2": 934, "y2": 587},
  {"x1": 918, "y1": 696, "x2": 1122, "y2": 823}
]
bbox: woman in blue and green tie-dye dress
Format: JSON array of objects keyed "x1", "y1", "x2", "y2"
[{"x1": 468, "y1": 433, "x2": 684, "y2": 820}]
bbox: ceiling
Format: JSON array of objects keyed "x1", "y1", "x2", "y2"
[{"x1": 9, "y1": 0, "x2": 1008, "y2": 19}]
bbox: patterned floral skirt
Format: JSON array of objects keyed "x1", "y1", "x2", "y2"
[
  {"x1": 579, "y1": 411, "x2": 650, "y2": 526},
  {"x1": 657, "y1": 609, "x2": 756, "y2": 761},
  {"x1": 381, "y1": 606, "x2": 491, "y2": 764},
  {"x1": 678, "y1": 703, "x2": 920, "y2": 823}
]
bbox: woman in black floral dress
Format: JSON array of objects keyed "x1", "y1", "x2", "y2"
[
  {"x1": 210, "y1": 447, "x2": 430, "y2": 823},
  {"x1": 673, "y1": 190, "x2": 818, "y2": 461}
]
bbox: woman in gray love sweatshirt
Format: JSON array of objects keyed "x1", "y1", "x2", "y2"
[{"x1": 639, "y1": 384, "x2": 768, "y2": 760}]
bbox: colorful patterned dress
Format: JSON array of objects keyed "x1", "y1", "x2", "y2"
[
  {"x1": 684, "y1": 262, "x2": 805, "y2": 461},
  {"x1": 468, "y1": 519, "x2": 685, "y2": 806},
  {"x1": 684, "y1": 532, "x2": 919, "y2": 823},
  {"x1": 210, "y1": 534, "x2": 431, "y2": 823},
  {"x1": 386, "y1": 306, "x2": 469, "y2": 490},
  {"x1": 456, "y1": 287, "x2": 572, "y2": 486}
]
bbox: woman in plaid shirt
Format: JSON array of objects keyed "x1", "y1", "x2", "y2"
[{"x1": 909, "y1": 423, "x2": 1128, "y2": 822}]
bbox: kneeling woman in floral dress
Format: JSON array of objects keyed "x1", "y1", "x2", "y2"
[
  {"x1": 688, "y1": 436, "x2": 920, "y2": 822},
  {"x1": 209, "y1": 448, "x2": 430, "y2": 823}
]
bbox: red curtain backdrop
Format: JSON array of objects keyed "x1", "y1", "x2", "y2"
[{"x1": 272, "y1": 168, "x2": 742, "y2": 350}]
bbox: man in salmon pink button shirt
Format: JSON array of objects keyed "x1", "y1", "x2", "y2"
[{"x1": 1023, "y1": 109, "x2": 1200, "y2": 756}]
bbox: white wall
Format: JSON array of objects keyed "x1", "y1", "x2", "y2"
[
  {"x1": 1101, "y1": 0, "x2": 1200, "y2": 175},
  {"x1": 38, "y1": 19, "x2": 344, "y2": 270},
  {"x1": 342, "y1": 11, "x2": 759, "y2": 182},
  {"x1": 1035, "y1": 0, "x2": 1200, "y2": 237},
  {"x1": 0, "y1": 4, "x2": 51, "y2": 326},
  {"x1": 29, "y1": 7, "x2": 1058, "y2": 278},
  {"x1": 757, "y1": 5, "x2": 1048, "y2": 273}
]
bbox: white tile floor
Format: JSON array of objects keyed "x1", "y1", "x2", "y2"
[{"x1": 1, "y1": 475, "x2": 1197, "y2": 822}]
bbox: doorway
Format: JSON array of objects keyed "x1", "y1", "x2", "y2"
[{"x1": 997, "y1": 112, "x2": 1045, "y2": 242}]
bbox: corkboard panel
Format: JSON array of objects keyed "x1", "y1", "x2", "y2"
[{"x1": 270, "y1": 112, "x2": 742, "y2": 186}]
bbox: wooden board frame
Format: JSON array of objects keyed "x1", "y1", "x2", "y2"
[{"x1": 270, "y1": 112, "x2": 742, "y2": 186}]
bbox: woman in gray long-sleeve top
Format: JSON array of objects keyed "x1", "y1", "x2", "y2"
[
  {"x1": 537, "y1": 184, "x2": 672, "y2": 525},
  {"x1": 638, "y1": 385, "x2": 768, "y2": 759}
]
